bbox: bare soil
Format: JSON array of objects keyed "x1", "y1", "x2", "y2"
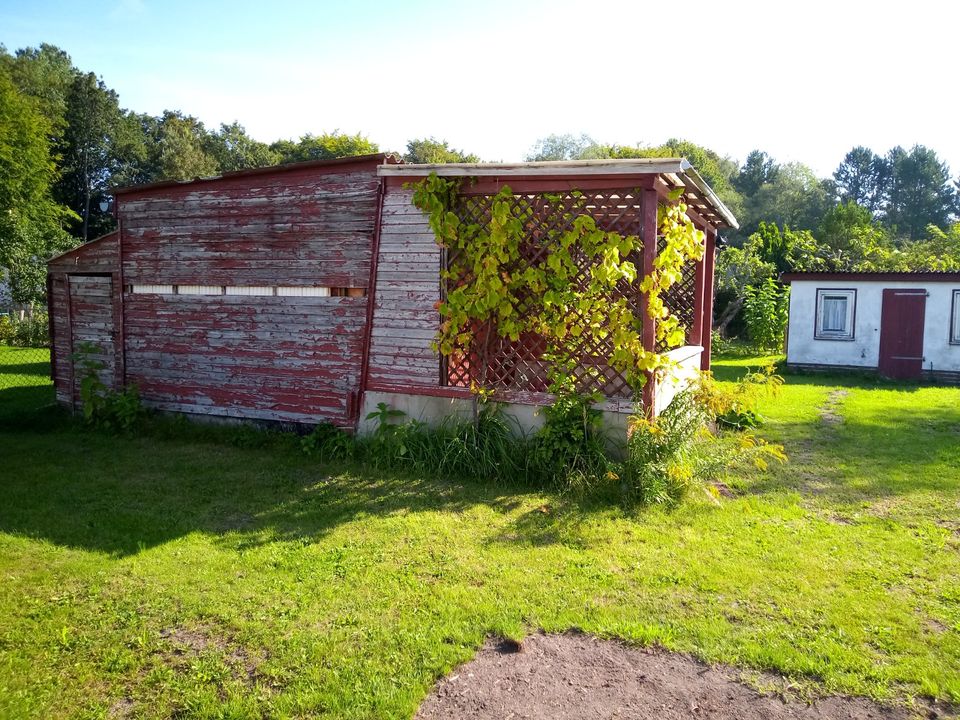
[
  {"x1": 819, "y1": 389, "x2": 849, "y2": 425},
  {"x1": 415, "y1": 632, "x2": 930, "y2": 720}
]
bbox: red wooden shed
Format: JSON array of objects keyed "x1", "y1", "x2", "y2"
[{"x1": 47, "y1": 155, "x2": 738, "y2": 431}]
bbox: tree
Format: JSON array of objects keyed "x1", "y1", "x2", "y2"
[
  {"x1": 898, "y1": 222, "x2": 960, "y2": 270},
  {"x1": 638, "y1": 139, "x2": 742, "y2": 219},
  {"x1": 58, "y1": 72, "x2": 124, "y2": 241},
  {"x1": 816, "y1": 201, "x2": 894, "y2": 270},
  {"x1": 0, "y1": 68, "x2": 76, "y2": 305},
  {"x1": 205, "y1": 122, "x2": 280, "y2": 172},
  {"x1": 833, "y1": 146, "x2": 884, "y2": 211},
  {"x1": 881, "y1": 145, "x2": 957, "y2": 240},
  {"x1": 0, "y1": 43, "x2": 74, "y2": 139},
  {"x1": 403, "y1": 137, "x2": 479, "y2": 163},
  {"x1": 156, "y1": 111, "x2": 218, "y2": 181},
  {"x1": 734, "y1": 150, "x2": 779, "y2": 198},
  {"x1": 742, "y1": 162, "x2": 831, "y2": 236},
  {"x1": 269, "y1": 131, "x2": 378, "y2": 164},
  {"x1": 525, "y1": 133, "x2": 603, "y2": 161}
]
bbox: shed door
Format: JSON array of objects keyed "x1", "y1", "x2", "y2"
[
  {"x1": 878, "y1": 288, "x2": 926, "y2": 379},
  {"x1": 69, "y1": 275, "x2": 116, "y2": 406}
]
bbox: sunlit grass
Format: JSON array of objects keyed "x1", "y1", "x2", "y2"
[{"x1": 0, "y1": 354, "x2": 958, "y2": 718}]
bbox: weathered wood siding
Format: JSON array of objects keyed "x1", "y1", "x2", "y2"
[
  {"x1": 117, "y1": 160, "x2": 381, "y2": 425},
  {"x1": 47, "y1": 232, "x2": 121, "y2": 407},
  {"x1": 366, "y1": 184, "x2": 442, "y2": 390},
  {"x1": 68, "y1": 275, "x2": 116, "y2": 407}
]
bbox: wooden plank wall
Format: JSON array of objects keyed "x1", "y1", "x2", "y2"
[
  {"x1": 68, "y1": 275, "x2": 116, "y2": 407},
  {"x1": 47, "y1": 232, "x2": 121, "y2": 407},
  {"x1": 118, "y1": 163, "x2": 380, "y2": 425},
  {"x1": 366, "y1": 184, "x2": 442, "y2": 390}
]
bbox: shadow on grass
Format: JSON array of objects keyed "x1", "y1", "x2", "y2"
[
  {"x1": 744, "y1": 403, "x2": 960, "y2": 505},
  {"x1": 0, "y1": 418, "x2": 554, "y2": 557},
  {"x1": 0, "y1": 384, "x2": 58, "y2": 426}
]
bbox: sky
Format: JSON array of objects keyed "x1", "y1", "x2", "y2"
[{"x1": 1, "y1": 0, "x2": 958, "y2": 179}]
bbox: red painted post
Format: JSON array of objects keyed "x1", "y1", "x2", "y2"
[
  {"x1": 700, "y1": 228, "x2": 717, "y2": 371},
  {"x1": 355, "y1": 175, "x2": 386, "y2": 431},
  {"x1": 689, "y1": 226, "x2": 708, "y2": 348},
  {"x1": 640, "y1": 188, "x2": 658, "y2": 416}
]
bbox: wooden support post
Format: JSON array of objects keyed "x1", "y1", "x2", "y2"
[
  {"x1": 700, "y1": 228, "x2": 717, "y2": 371},
  {"x1": 689, "y1": 227, "x2": 708, "y2": 348},
  {"x1": 640, "y1": 188, "x2": 658, "y2": 416}
]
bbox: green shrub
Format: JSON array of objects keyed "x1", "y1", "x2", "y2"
[
  {"x1": 743, "y1": 278, "x2": 789, "y2": 352},
  {"x1": 529, "y1": 389, "x2": 609, "y2": 489},
  {"x1": 0, "y1": 311, "x2": 49, "y2": 347},
  {"x1": 353, "y1": 399, "x2": 526, "y2": 483},
  {"x1": 293, "y1": 376, "x2": 787, "y2": 509},
  {"x1": 301, "y1": 422, "x2": 356, "y2": 461},
  {"x1": 618, "y1": 390, "x2": 709, "y2": 505},
  {"x1": 72, "y1": 342, "x2": 146, "y2": 433},
  {"x1": 695, "y1": 363, "x2": 783, "y2": 430}
]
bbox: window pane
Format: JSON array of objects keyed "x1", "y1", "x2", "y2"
[
  {"x1": 953, "y1": 292, "x2": 960, "y2": 342},
  {"x1": 822, "y1": 296, "x2": 848, "y2": 332}
]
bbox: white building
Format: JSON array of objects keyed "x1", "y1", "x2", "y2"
[{"x1": 783, "y1": 272, "x2": 960, "y2": 382}]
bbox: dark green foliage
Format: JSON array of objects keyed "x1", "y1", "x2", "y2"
[
  {"x1": 300, "y1": 421, "x2": 355, "y2": 462},
  {"x1": 734, "y1": 150, "x2": 779, "y2": 198},
  {"x1": 72, "y1": 341, "x2": 145, "y2": 433},
  {"x1": 528, "y1": 390, "x2": 609, "y2": 487},
  {"x1": 205, "y1": 121, "x2": 281, "y2": 172},
  {"x1": 882, "y1": 145, "x2": 958, "y2": 239},
  {"x1": 833, "y1": 146, "x2": 885, "y2": 212}
]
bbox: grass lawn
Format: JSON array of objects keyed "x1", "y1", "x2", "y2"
[{"x1": 0, "y1": 354, "x2": 958, "y2": 719}]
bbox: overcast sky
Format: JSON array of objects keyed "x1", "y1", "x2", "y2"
[{"x1": 2, "y1": 0, "x2": 958, "y2": 179}]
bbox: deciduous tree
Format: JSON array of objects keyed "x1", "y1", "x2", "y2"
[{"x1": 403, "y1": 137, "x2": 479, "y2": 164}]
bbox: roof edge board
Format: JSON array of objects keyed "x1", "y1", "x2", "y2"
[
  {"x1": 679, "y1": 166, "x2": 739, "y2": 230},
  {"x1": 378, "y1": 158, "x2": 689, "y2": 177}
]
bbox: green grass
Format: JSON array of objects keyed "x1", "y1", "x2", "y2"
[
  {"x1": 0, "y1": 345, "x2": 55, "y2": 424},
  {"x1": 0, "y1": 354, "x2": 958, "y2": 718}
]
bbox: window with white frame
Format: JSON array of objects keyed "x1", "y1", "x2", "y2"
[
  {"x1": 951, "y1": 290, "x2": 960, "y2": 345},
  {"x1": 815, "y1": 288, "x2": 856, "y2": 340}
]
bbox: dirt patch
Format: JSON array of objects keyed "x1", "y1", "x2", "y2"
[
  {"x1": 416, "y1": 632, "x2": 926, "y2": 720},
  {"x1": 107, "y1": 697, "x2": 134, "y2": 719},
  {"x1": 157, "y1": 624, "x2": 266, "y2": 687},
  {"x1": 819, "y1": 389, "x2": 849, "y2": 426}
]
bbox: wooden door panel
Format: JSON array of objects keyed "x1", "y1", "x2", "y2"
[
  {"x1": 878, "y1": 289, "x2": 926, "y2": 379},
  {"x1": 68, "y1": 275, "x2": 116, "y2": 407}
]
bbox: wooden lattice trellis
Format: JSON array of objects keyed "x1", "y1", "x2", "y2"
[
  {"x1": 441, "y1": 189, "x2": 699, "y2": 399},
  {"x1": 656, "y1": 236, "x2": 700, "y2": 352}
]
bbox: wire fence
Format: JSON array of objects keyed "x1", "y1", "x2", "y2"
[{"x1": 0, "y1": 344, "x2": 55, "y2": 418}]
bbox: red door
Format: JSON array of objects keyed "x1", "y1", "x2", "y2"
[{"x1": 878, "y1": 289, "x2": 926, "y2": 379}]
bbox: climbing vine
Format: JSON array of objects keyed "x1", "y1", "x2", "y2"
[{"x1": 411, "y1": 174, "x2": 705, "y2": 395}]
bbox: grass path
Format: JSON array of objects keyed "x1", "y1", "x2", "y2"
[{"x1": 0, "y1": 357, "x2": 958, "y2": 718}]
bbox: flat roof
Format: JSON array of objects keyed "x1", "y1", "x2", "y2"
[
  {"x1": 782, "y1": 271, "x2": 960, "y2": 283},
  {"x1": 379, "y1": 158, "x2": 739, "y2": 229}
]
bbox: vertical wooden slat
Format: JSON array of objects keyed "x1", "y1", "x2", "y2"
[
  {"x1": 640, "y1": 188, "x2": 658, "y2": 415},
  {"x1": 64, "y1": 276, "x2": 75, "y2": 410},
  {"x1": 116, "y1": 214, "x2": 127, "y2": 390},
  {"x1": 700, "y1": 228, "x2": 717, "y2": 371},
  {"x1": 356, "y1": 175, "x2": 386, "y2": 431},
  {"x1": 46, "y1": 274, "x2": 56, "y2": 383}
]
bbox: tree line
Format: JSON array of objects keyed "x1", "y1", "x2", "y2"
[{"x1": 2, "y1": 43, "x2": 958, "y2": 339}]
